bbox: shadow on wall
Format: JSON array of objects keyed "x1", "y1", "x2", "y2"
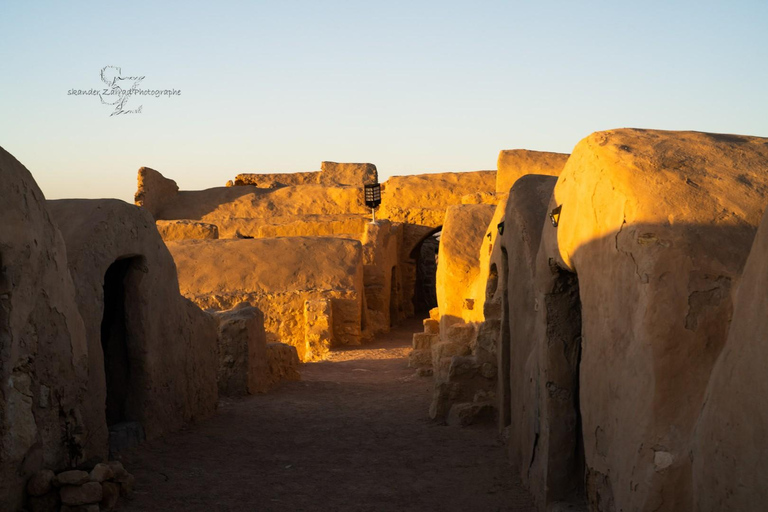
[{"x1": 501, "y1": 221, "x2": 756, "y2": 512}]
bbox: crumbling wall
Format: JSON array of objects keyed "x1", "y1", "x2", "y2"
[
  {"x1": 150, "y1": 180, "x2": 369, "y2": 239},
  {"x1": 380, "y1": 171, "x2": 496, "y2": 228},
  {"x1": 233, "y1": 161, "x2": 377, "y2": 188},
  {"x1": 46, "y1": 199, "x2": 219, "y2": 461},
  {"x1": 167, "y1": 237, "x2": 365, "y2": 361},
  {"x1": 134, "y1": 167, "x2": 179, "y2": 219},
  {"x1": 234, "y1": 171, "x2": 319, "y2": 187},
  {"x1": 0, "y1": 147, "x2": 89, "y2": 511}
]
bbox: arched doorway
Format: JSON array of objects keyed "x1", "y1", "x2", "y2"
[
  {"x1": 545, "y1": 265, "x2": 586, "y2": 508},
  {"x1": 411, "y1": 229, "x2": 441, "y2": 315},
  {"x1": 101, "y1": 255, "x2": 146, "y2": 453}
]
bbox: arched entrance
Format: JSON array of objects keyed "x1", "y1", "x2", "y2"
[
  {"x1": 101, "y1": 255, "x2": 147, "y2": 453},
  {"x1": 411, "y1": 229, "x2": 441, "y2": 315},
  {"x1": 545, "y1": 265, "x2": 586, "y2": 508}
]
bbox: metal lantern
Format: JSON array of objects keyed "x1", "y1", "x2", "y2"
[
  {"x1": 364, "y1": 183, "x2": 382, "y2": 208},
  {"x1": 549, "y1": 205, "x2": 562, "y2": 227},
  {"x1": 364, "y1": 183, "x2": 382, "y2": 224}
]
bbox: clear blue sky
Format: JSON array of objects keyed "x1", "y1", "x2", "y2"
[{"x1": 1, "y1": 1, "x2": 766, "y2": 202}]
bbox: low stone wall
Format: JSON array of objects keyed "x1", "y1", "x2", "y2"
[
  {"x1": 233, "y1": 161, "x2": 377, "y2": 188},
  {"x1": 25, "y1": 461, "x2": 134, "y2": 512}
]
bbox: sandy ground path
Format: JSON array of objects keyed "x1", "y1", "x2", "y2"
[{"x1": 119, "y1": 318, "x2": 536, "y2": 511}]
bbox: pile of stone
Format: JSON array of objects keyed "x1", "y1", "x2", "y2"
[
  {"x1": 408, "y1": 308, "x2": 441, "y2": 374},
  {"x1": 25, "y1": 461, "x2": 134, "y2": 512}
]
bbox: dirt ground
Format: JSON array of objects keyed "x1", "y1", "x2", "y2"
[{"x1": 118, "y1": 318, "x2": 536, "y2": 511}]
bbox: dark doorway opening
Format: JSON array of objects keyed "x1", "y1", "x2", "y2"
[
  {"x1": 545, "y1": 263, "x2": 586, "y2": 508},
  {"x1": 101, "y1": 257, "x2": 137, "y2": 426},
  {"x1": 498, "y1": 249, "x2": 512, "y2": 431},
  {"x1": 412, "y1": 230, "x2": 440, "y2": 314},
  {"x1": 389, "y1": 266, "x2": 399, "y2": 327},
  {"x1": 101, "y1": 255, "x2": 147, "y2": 456}
]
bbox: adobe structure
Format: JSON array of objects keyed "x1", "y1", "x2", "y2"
[
  {"x1": 2, "y1": 128, "x2": 768, "y2": 511},
  {"x1": 135, "y1": 161, "x2": 496, "y2": 361},
  {"x1": 414, "y1": 130, "x2": 768, "y2": 511}
]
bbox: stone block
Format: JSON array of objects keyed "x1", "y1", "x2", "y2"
[
  {"x1": 60, "y1": 482, "x2": 102, "y2": 506},
  {"x1": 443, "y1": 323, "x2": 476, "y2": 346},
  {"x1": 27, "y1": 470, "x2": 55, "y2": 496},
  {"x1": 429, "y1": 307, "x2": 440, "y2": 321},
  {"x1": 214, "y1": 303, "x2": 268, "y2": 395},
  {"x1": 423, "y1": 318, "x2": 439, "y2": 334},
  {"x1": 446, "y1": 402, "x2": 495, "y2": 427},
  {"x1": 408, "y1": 349, "x2": 432, "y2": 368},
  {"x1": 89, "y1": 463, "x2": 113, "y2": 483},
  {"x1": 431, "y1": 341, "x2": 471, "y2": 368},
  {"x1": 100, "y1": 481, "x2": 120, "y2": 511},
  {"x1": 106, "y1": 461, "x2": 127, "y2": 480},
  {"x1": 55, "y1": 471, "x2": 90, "y2": 487},
  {"x1": 266, "y1": 343, "x2": 301, "y2": 387},
  {"x1": 412, "y1": 332, "x2": 439, "y2": 350}
]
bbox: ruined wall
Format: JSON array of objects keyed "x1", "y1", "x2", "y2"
[
  {"x1": 380, "y1": 171, "x2": 496, "y2": 228},
  {"x1": 234, "y1": 170, "x2": 319, "y2": 187},
  {"x1": 167, "y1": 237, "x2": 365, "y2": 361},
  {"x1": 134, "y1": 167, "x2": 179, "y2": 219},
  {"x1": 46, "y1": 199, "x2": 219, "y2": 461},
  {"x1": 499, "y1": 129, "x2": 768, "y2": 511},
  {"x1": 692, "y1": 205, "x2": 768, "y2": 511},
  {"x1": 0, "y1": 147, "x2": 90, "y2": 511},
  {"x1": 234, "y1": 161, "x2": 378, "y2": 188},
  {"x1": 155, "y1": 184, "x2": 369, "y2": 239}
]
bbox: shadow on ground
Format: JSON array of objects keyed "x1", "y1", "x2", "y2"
[{"x1": 118, "y1": 319, "x2": 535, "y2": 512}]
